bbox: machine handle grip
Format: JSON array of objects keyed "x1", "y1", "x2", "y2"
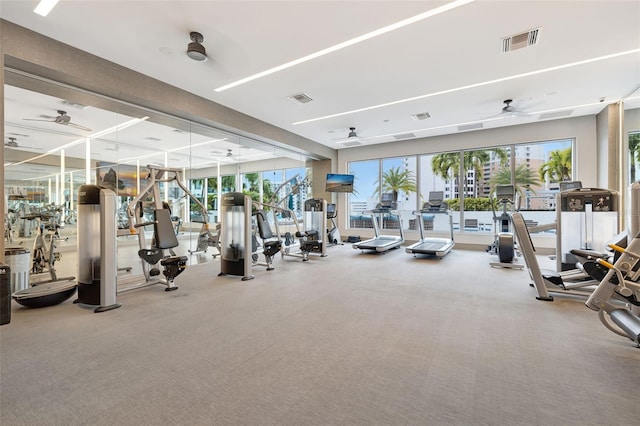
[
  {"x1": 134, "y1": 221, "x2": 157, "y2": 228},
  {"x1": 596, "y1": 258, "x2": 615, "y2": 269},
  {"x1": 607, "y1": 243, "x2": 625, "y2": 254}
]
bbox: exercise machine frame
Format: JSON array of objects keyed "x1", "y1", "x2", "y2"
[
  {"x1": 487, "y1": 184, "x2": 523, "y2": 269},
  {"x1": 353, "y1": 193, "x2": 404, "y2": 253},
  {"x1": 405, "y1": 191, "x2": 454, "y2": 258},
  {"x1": 124, "y1": 166, "x2": 202, "y2": 291}
]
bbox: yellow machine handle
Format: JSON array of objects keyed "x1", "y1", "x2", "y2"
[
  {"x1": 607, "y1": 243, "x2": 625, "y2": 254},
  {"x1": 596, "y1": 258, "x2": 615, "y2": 269}
]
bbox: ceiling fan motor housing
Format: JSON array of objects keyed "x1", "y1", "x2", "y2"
[{"x1": 187, "y1": 32, "x2": 207, "y2": 61}]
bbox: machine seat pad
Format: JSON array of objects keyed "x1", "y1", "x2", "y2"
[
  {"x1": 263, "y1": 241, "x2": 282, "y2": 257},
  {"x1": 138, "y1": 248, "x2": 164, "y2": 265},
  {"x1": 582, "y1": 260, "x2": 618, "y2": 284},
  {"x1": 300, "y1": 240, "x2": 321, "y2": 252},
  {"x1": 540, "y1": 269, "x2": 564, "y2": 287},
  {"x1": 570, "y1": 248, "x2": 608, "y2": 260},
  {"x1": 161, "y1": 256, "x2": 188, "y2": 266}
]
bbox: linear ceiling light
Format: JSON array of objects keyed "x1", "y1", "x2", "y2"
[
  {"x1": 293, "y1": 48, "x2": 640, "y2": 125},
  {"x1": 6, "y1": 116, "x2": 149, "y2": 167},
  {"x1": 214, "y1": 0, "x2": 475, "y2": 92},
  {"x1": 357, "y1": 97, "x2": 640, "y2": 143},
  {"x1": 34, "y1": 0, "x2": 60, "y2": 17},
  {"x1": 117, "y1": 138, "x2": 227, "y2": 164}
]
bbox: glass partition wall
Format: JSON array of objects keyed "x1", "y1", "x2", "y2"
[{"x1": 4, "y1": 82, "x2": 314, "y2": 283}]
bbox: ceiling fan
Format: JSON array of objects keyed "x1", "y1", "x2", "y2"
[
  {"x1": 209, "y1": 148, "x2": 235, "y2": 160},
  {"x1": 334, "y1": 127, "x2": 362, "y2": 143},
  {"x1": 24, "y1": 110, "x2": 92, "y2": 132},
  {"x1": 488, "y1": 99, "x2": 542, "y2": 118},
  {"x1": 4, "y1": 137, "x2": 41, "y2": 150}
]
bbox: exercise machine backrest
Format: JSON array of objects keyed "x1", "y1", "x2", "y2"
[
  {"x1": 255, "y1": 210, "x2": 276, "y2": 240},
  {"x1": 154, "y1": 209, "x2": 179, "y2": 250}
]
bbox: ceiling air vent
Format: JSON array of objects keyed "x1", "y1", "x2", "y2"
[
  {"x1": 457, "y1": 123, "x2": 484, "y2": 132},
  {"x1": 411, "y1": 112, "x2": 431, "y2": 121},
  {"x1": 145, "y1": 137, "x2": 162, "y2": 142},
  {"x1": 341, "y1": 140, "x2": 362, "y2": 147},
  {"x1": 502, "y1": 28, "x2": 540, "y2": 53},
  {"x1": 393, "y1": 133, "x2": 416, "y2": 140},
  {"x1": 60, "y1": 99, "x2": 87, "y2": 109},
  {"x1": 538, "y1": 110, "x2": 573, "y2": 120},
  {"x1": 288, "y1": 92, "x2": 313, "y2": 104}
]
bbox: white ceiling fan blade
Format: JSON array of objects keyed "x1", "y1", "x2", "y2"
[
  {"x1": 23, "y1": 118, "x2": 55, "y2": 122},
  {"x1": 5, "y1": 144, "x2": 43, "y2": 151},
  {"x1": 67, "y1": 122, "x2": 92, "y2": 132}
]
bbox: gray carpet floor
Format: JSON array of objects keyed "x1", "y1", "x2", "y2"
[{"x1": 1, "y1": 243, "x2": 639, "y2": 426}]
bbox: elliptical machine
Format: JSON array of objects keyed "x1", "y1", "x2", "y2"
[
  {"x1": 487, "y1": 184, "x2": 523, "y2": 269},
  {"x1": 326, "y1": 203, "x2": 342, "y2": 246}
]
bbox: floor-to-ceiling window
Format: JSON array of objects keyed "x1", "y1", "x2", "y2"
[{"x1": 347, "y1": 139, "x2": 574, "y2": 233}]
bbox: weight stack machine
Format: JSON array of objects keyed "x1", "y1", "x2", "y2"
[{"x1": 556, "y1": 188, "x2": 619, "y2": 272}]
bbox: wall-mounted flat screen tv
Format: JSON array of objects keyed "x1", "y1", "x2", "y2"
[{"x1": 326, "y1": 173, "x2": 354, "y2": 193}]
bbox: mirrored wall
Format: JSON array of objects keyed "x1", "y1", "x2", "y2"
[{"x1": 4, "y1": 79, "x2": 315, "y2": 285}]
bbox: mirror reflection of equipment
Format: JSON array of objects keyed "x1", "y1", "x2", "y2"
[{"x1": 218, "y1": 192, "x2": 254, "y2": 280}]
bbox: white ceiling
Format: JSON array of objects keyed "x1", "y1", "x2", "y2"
[{"x1": 2, "y1": 0, "x2": 640, "y2": 161}]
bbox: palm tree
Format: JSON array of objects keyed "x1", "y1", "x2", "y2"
[
  {"x1": 539, "y1": 147, "x2": 572, "y2": 182},
  {"x1": 431, "y1": 149, "x2": 508, "y2": 197},
  {"x1": 490, "y1": 164, "x2": 540, "y2": 210},
  {"x1": 221, "y1": 175, "x2": 236, "y2": 192},
  {"x1": 373, "y1": 166, "x2": 416, "y2": 201},
  {"x1": 629, "y1": 132, "x2": 640, "y2": 182}
]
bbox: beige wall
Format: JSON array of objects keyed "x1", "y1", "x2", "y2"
[{"x1": 336, "y1": 116, "x2": 599, "y2": 248}]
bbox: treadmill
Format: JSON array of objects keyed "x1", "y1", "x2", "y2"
[
  {"x1": 405, "y1": 191, "x2": 455, "y2": 258},
  {"x1": 353, "y1": 193, "x2": 404, "y2": 253}
]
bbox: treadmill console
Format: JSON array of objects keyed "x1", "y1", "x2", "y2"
[
  {"x1": 423, "y1": 191, "x2": 446, "y2": 212},
  {"x1": 377, "y1": 193, "x2": 397, "y2": 210}
]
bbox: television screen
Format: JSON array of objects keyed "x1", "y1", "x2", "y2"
[{"x1": 325, "y1": 173, "x2": 354, "y2": 193}]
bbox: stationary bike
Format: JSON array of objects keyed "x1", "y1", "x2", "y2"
[
  {"x1": 487, "y1": 184, "x2": 523, "y2": 269},
  {"x1": 30, "y1": 216, "x2": 75, "y2": 283}
]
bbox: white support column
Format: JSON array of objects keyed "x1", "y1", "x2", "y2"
[
  {"x1": 69, "y1": 172, "x2": 74, "y2": 211},
  {"x1": 136, "y1": 161, "x2": 140, "y2": 196},
  {"x1": 183, "y1": 166, "x2": 189, "y2": 222},
  {"x1": 55, "y1": 174, "x2": 60, "y2": 205},
  {"x1": 85, "y1": 137, "x2": 91, "y2": 184},
  {"x1": 60, "y1": 149, "x2": 66, "y2": 213},
  {"x1": 164, "y1": 152, "x2": 169, "y2": 202}
]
